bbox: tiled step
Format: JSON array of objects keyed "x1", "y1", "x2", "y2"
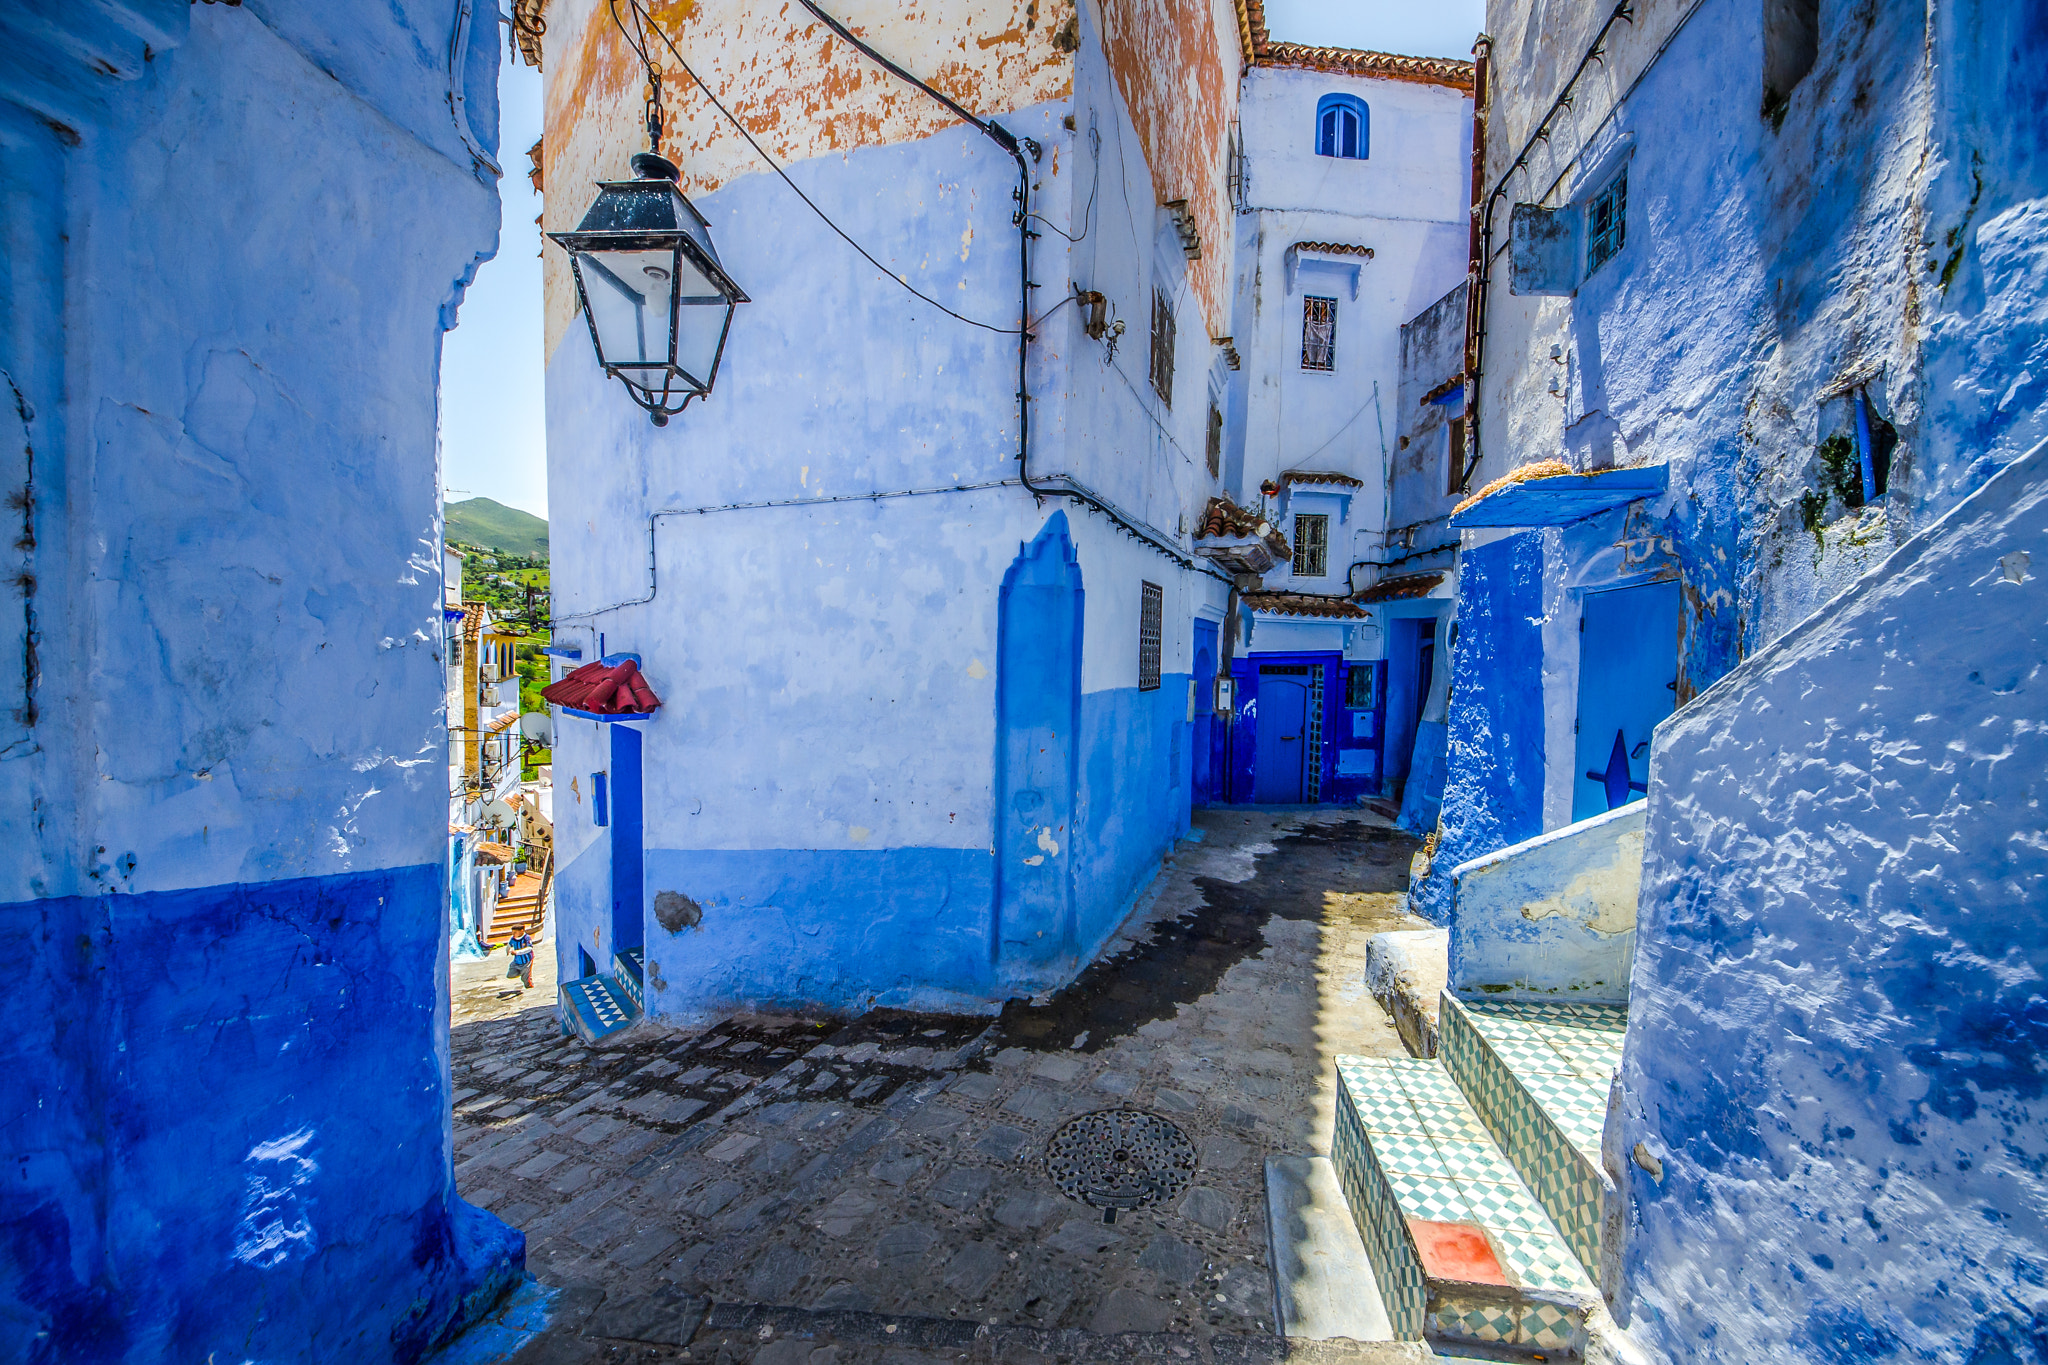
[
  {"x1": 1438, "y1": 994, "x2": 1626, "y2": 1285},
  {"x1": 613, "y1": 947, "x2": 645, "y2": 1012},
  {"x1": 1333, "y1": 1055, "x2": 1597, "y2": 1355},
  {"x1": 559, "y1": 972, "x2": 639, "y2": 1043}
]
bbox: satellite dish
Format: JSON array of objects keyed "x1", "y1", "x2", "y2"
[
  {"x1": 519, "y1": 711, "x2": 554, "y2": 745},
  {"x1": 480, "y1": 798, "x2": 517, "y2": 830}
]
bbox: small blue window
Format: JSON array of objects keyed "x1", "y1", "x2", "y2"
[
  {"x1": 591, "y1": 770, "x2": 609, "y2": 827},
  {"x1": 1315, "y1": 95, "x2": 1368, "y2": 159}
]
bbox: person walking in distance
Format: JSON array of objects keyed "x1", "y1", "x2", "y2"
[{"x1": 507, "y1": 928, "x2": 535, "y2": 990}]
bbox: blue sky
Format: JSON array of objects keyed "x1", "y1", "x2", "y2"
[{"x1": 437, "y1": 1, "x2": 1486, "y2": 520}]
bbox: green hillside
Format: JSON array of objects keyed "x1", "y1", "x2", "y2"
[{"x1": 445, "y1": 497, "x2": 547, "y2": 558}]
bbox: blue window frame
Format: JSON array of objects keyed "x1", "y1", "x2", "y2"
[{"x1": 1315, "y1": 95, "x2": 1368, "y2": 159}]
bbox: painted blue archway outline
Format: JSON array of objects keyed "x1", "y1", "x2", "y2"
[{"x1": 1316, "y1": 94, "x2": 1369, "y2": 159}]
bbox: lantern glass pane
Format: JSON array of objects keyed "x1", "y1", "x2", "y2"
[
  {"x1": 577, "y1": 248, "x2": 678, "y2": 370},
  {"x1": 674, "y1": 300, "x2": 730, "y2": 390}
]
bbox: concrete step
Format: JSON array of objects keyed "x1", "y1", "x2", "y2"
[
  {"x1": 1438, "y1": 994, "x2": 1625, "y2": 1284},
  {"x1": 1332, "y1": 1054, "x2": 1597, "y2": 1357},
  {"x1": 1367, "y1": 929, "x2": 1449, "y2": 1058},
  {"x1": 558, "y1": 972, "x2": 639, "y2": 1043},
  {"x1": 1265, "y1": 1154, "x2": 1395, "y2": 1343}
]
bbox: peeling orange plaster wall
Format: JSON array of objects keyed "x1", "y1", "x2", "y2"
[
  {"x1": 541, "y1": 0, "x2": 1076, "y2": 360},
  {"x1": 1097, "y1": 0, "x2": 1240, "y2": 337}
]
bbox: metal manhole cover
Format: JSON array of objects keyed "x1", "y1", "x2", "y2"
[{"x1": 1045, "y1": 1109, "x2": 1197, "y2": 1223}]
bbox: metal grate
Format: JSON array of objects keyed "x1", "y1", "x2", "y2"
[
  {"x1": 1149, "y1": 290, "x2": 1177, "y2": 405},
  {"x1": 1301, "y1": 295, "x2": 1337, "y2": 371},
  {"x1": 1294, "y1": 513, "x2": 1329, "y2": 577},
  {"x1": 1587, "y1": 168, "x2": 1626, "y2": 276},
  {"x1": 1138, "y1": 582, "x2": 1163, "y2": 691},
  {"x1": 1306, "y1": 666, "x2": 1325, "y2": 802},
  {"x1": 1045, "y1": 1110, "x2": 1197, "y2": 1223},
  {"x1": 1346, "y1": 663, "x2": 1375, "y2": 710}
]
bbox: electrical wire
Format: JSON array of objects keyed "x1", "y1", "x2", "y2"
[
  {"x1": 622, "y1": 0, "x2": 1023, "y2": 335},
  {"x1": 1023, "y1": 124, "x2": 1101, "y2": 244}
]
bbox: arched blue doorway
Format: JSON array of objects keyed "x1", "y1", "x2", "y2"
[{"x1": 994, "y1": 513, "x2": 1083, "y2": 988}]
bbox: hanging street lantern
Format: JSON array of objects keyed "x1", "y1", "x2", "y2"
[{"x1": 548, "y1": 151, "x2": 748, "y2": 425}]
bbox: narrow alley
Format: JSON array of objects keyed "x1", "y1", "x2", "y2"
[{"x1": 447, "y1": 813, "x2": 1428, "y2": 1362}]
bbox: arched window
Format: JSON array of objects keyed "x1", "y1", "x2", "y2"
[{"x1": 1315, "y1": 94, "x2": 1368, "y2": 159}]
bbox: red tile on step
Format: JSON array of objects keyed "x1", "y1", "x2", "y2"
[{"x1": 1407, "y1": 1218, "x2": 1511, "y2": 1285}]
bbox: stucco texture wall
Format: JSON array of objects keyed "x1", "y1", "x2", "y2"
[
  {"x1": 1611, "y1": 439, "x2": 2048, "y2": 1362},
  {"x1": 1412, "y1": 530, "x2": 1545, "y2": 921},
  {"x1": 0, "y1": 2, "x2": 520, "y2": 1359}
]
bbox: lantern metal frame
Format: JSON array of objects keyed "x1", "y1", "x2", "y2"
[{"x1": 548, "y1": 151, "x2": 749, "y2": 425}]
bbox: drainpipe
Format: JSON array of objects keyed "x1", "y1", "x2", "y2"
[
  {"x1": 1459, "y1": 35, "x2": 1489, "y2": 493},
  {"x1": 1853, "y1": 387, "x2": 1879, "y2": 505}
]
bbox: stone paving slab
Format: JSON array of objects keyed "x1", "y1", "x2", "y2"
[{"x1": 448, "y1": 811, "x2": 1429, "y2": 1360}]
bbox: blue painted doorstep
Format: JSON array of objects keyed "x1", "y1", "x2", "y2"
[{"x1": 560, "y1": 949, "x2": 644, "y2": 1043}]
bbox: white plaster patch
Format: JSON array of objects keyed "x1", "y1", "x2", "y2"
[
  {"x1": 233, "y1": 1128, "x2": 319, "y2": 1269},
  {"x1": 966, "y1": 658, "x2": 989, "y2": 679},
  {"x1": 1519, "y1": 828, "x2": 1645, "y2": 937},
  {"x1": 1036, "y1": 825, "x2": 1061, "y2": 858}
]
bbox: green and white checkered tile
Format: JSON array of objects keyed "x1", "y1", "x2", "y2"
[
  {"x1": 1457, "y1": 1178, "x2": 1555, "y2": 1232},
  {"x1": 1432, "y1": 1300, "x2": 1518, "y2": 1344},
  {"x1": 1369, "y1": 1130, "x2": 1453, "y2": 1178},
  {"x1": 1491, "y1": 1037, "x2": 1578, "y2": 1074},
  {"x1": 1409, "y1": 1100, "x2": 1489, "y2": 1142},
  {"x1": 1523, "y1": 1300, "x2": 1583, "y2": 1350},
  {"x1": 1392, "y1": 1062, "x2": 1467, "y2": 1104},
  {"x1": 1486, "y1": 1225, "x2": 1592, "y2": 1293},
  {"x1": 1382, "y1": 1168, "x2": 1473, "y2": 1223},
  {"x1": 1433, "y1": 1137, "x2": 1523, "y2": 1186},
  {"x1": 1351, "y1": 1089, "x2": 1429, "y2": 1134}
]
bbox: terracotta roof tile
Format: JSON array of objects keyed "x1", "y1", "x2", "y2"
[
  {"x1": 1235, "y1": 0, "x2": 1476, "y2": 89},
  {"x1": 1355, "y1": 572, "x2": 1445, "y2": 603},
  {"x1": 542, "y1": 658, "x2": 662, "y2": 717},
  {"x1": 1197, "y1": 496, "x2": 1293, "y2": 559},
  {"x1": 1281, "y1": 470, "x2": 1365, "y2": 489},
  {"x1": 1242, "y1": 591, "x2": 1370, "y2": 619}
]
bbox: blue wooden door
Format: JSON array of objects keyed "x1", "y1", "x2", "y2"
[
  {"x1": 1254, "y1": 674, "x2": 1309, "y2": 803},
  {"x1": 1192, "y1": 620, "x2": 1218, "y2": 804},
  {"x1": 1571, "y1": 581, "x2": 1680, "y2": 821},
  {"x1": 609, "y1": 722, "x2": 645, "y2": 952}
]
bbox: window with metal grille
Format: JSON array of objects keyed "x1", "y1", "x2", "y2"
[
  {"x1": 1139, "y1": 582, "x2": 1163, "y2": 691},
  {"x1": 1149, "y1": 291, "x2": 1175, "y2": 405},
  {"x1": 1587, "y1": 169, "x2": 1626, "y2": 276},
  {"x1": 1293, "y1": 513, "x2": 1329, "y2": 577},
  {"x1": 1446, "y1": 416, "x2": 1466, "y2": 495},
  {"x1": 1345, "y1": 664, "x2": 1375, "y2": 710},
  {"x1": 1206, "y1": 400, "x2": 1223, "y2": 478},
  {"x1": 1301, "y1": 296, "x2": 1337, "y2": 371}
]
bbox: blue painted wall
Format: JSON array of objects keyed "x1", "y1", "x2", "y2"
[
  {"x1": 1612, "y1": 441, "x2": 2048, "y2": 1362},
  {"x1": 1412, "y1": 533, "x2": 1546, "y2": 921},
  {"x1": 0, "y1": 2, "x2": 522, "y2": 1357},
  {"x1": 1, "y1": 870, "x2": 521, "y2": 1362}
]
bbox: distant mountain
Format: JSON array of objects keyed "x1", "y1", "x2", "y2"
[{"x1": 446, "y1": 497, "x2": 547, "y2": 558}]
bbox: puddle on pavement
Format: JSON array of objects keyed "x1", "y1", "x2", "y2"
[{"x1": 990, "y1": 818, "x2": 1420, "y2": 1056}]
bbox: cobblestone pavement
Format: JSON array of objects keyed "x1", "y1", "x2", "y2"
[{"x1": 445, "y1": 810, "x2": 1429, "y2": 1363}]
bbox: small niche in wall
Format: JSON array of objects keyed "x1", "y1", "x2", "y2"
[{"x1": 1801, "y1": 386, "x2": 1898, "y2": 531}]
